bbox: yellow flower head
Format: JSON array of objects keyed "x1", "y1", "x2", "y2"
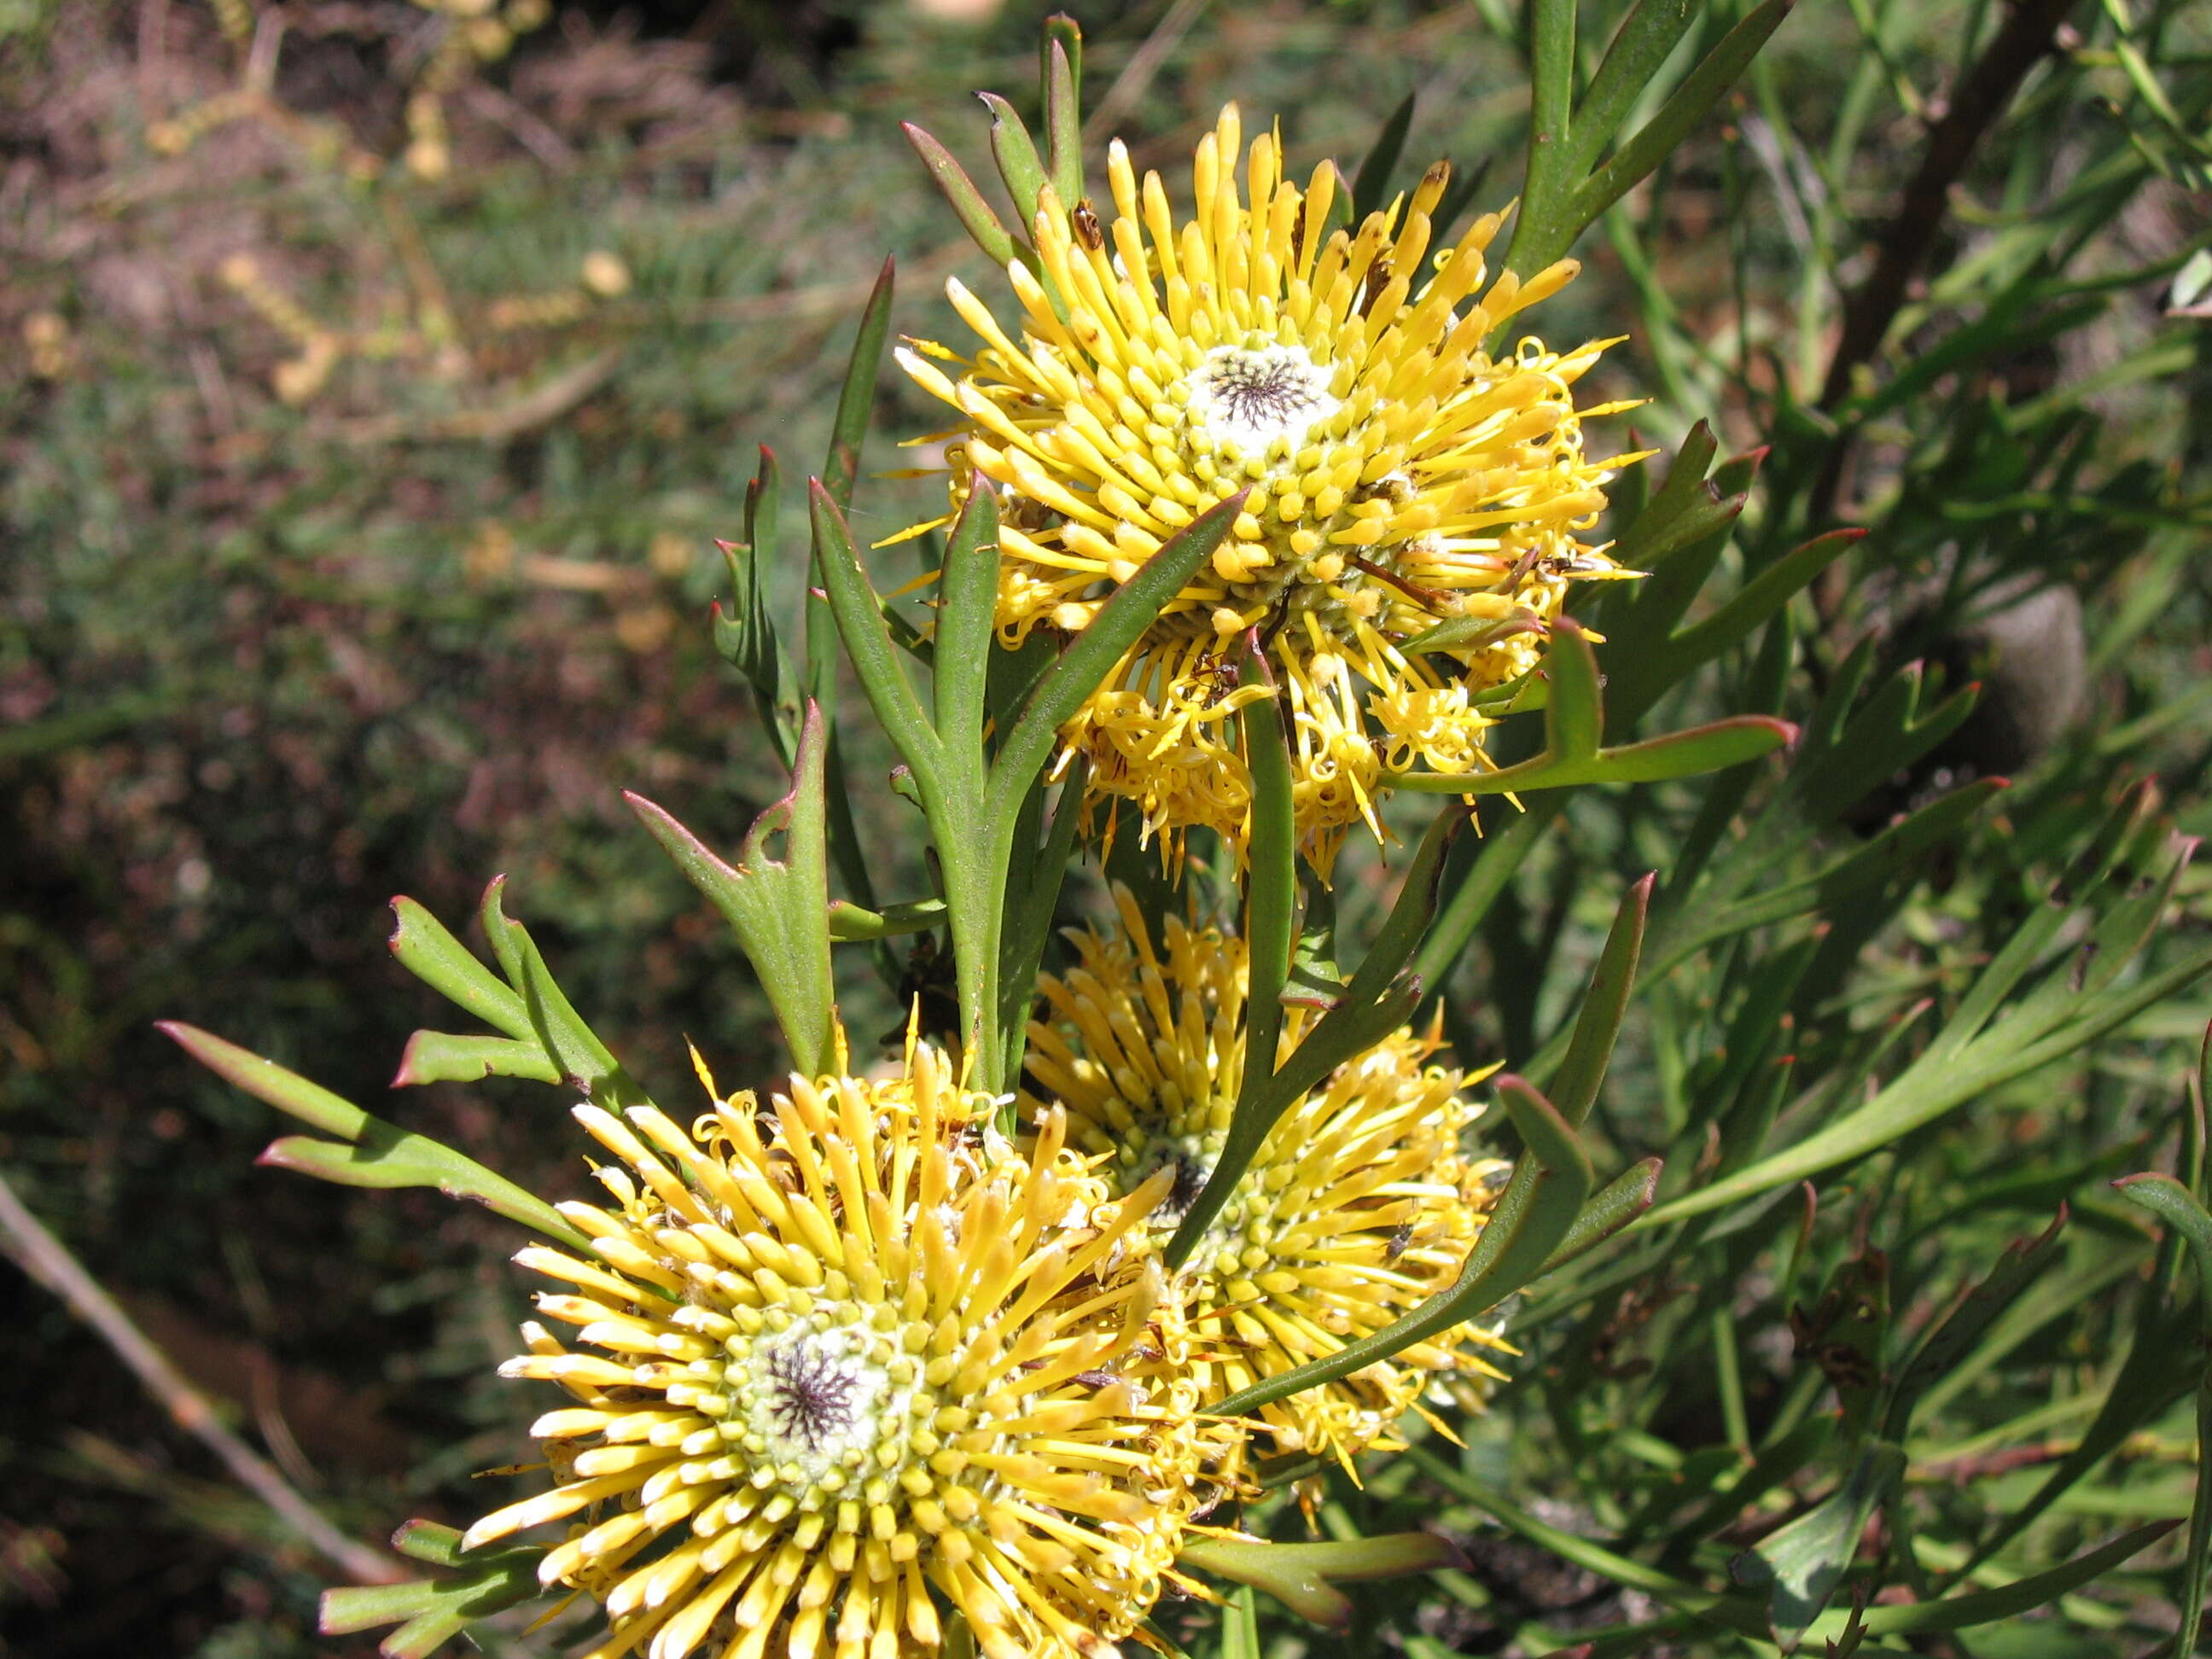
[
  {"x1": 1021, "y1": 890, "x2": 1511, "y2": 1472},
  {"x1": 463, "y1": 1040, "x2": 1239, "y2": 1659},
  {"x1": 898, "y1": 102, "x2": 1639, "y2": 872}
]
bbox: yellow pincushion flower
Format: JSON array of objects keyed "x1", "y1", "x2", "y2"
[
  {"x1": 1021, "y1": 891, "x2": 1511, "y2": 1472},
  {"x1": 463, "y1": 1039, "x2": 1240, "y2": 1659},
  {"x1": 897, "y1": 102, "x2": 1640, "y2": 870}
]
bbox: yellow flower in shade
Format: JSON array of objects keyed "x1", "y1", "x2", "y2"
[
  {"x1": 463, "y1": 1039, "x2": 1240, "y2": 1659},
  {"x1": 896, "y1": 102, "x2": 1642, "y2": 872},
  {"x1": 1021, "y1": 891, "x2": 1511, "y2": 1472}
]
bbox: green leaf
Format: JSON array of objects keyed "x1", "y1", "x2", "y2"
[
  {"x1": 1178, "y1": 1534, "x2": 1466, "y2": 1629},
  {"x1": 1732, "y1": 1441, "x2": 1906, "y2": 1646},
  {"x1": 2116, "y1": 1173, "x2": 2212, "y2": 1307},
  {"x1": 391, "y1": 1031, "x2": 561, "y2": 1087},
  {"x1": 1604, "y1": 527, "x2": 1864, "y2": 725},
  {"x1": 808, "y1": 481, "x2": 944, "y2": 793},
  {"x1": 988, "y1": 489, "x2": 1248, "y2": 815},
  {"x1": 826, "y1": 898, "x2": 947, "y2": 941},
  {"x1": 1888, "y1": 1208, "x2": 2069, "y2": 1435},
  {"x1": 385, "y1": 898, "x2": 534, "y2": 1044},
  {"x1": 1236, "y1": 647, "x2": 1297, "y2": 1093},
  {"x1": 1569, "y1": 0, "x2": 1796, "y2": 231},
  {"x1": 1352, "y1": 91, "x2": 1417, "y2": 224},
  {"x1": 823, "y1": 257, "x2": 893, "y2": 517},
  {"x1": 903, "y1": 123, "x2": 1021, "y2": 269},
  {"x1": 1337, "y1": 805, "x2": 1464, "y2": 1011},
  {"x1": 157, "y1": 1022, "x2": 369, "y2": 1139},
  {"x1": 1396, "y1": 620, "x2": 1796, "y2": 795},
  {"x1": 1412, "y1": 795, "x2": 1564, "y2": 994},
  {"x1": 1213, "y1": 1074, "x2": 1592, "y2": 1416},
  {"x1": 1041, "y1": 22, "x2": 1083, "y2": 208},
  {"x1": 1541, "y1": 1155, "x2": 1663, "y2": 1272},
  {"x1": 932, "y1": 486, "x2": 1000, "y2": 777},
  {"x1": 978, "y1": 92, "x2": 1050, "y2": 229},
  {"x1": 712, "y1": 445, "x2": 800, "y2": 766},
  {"x1": 1565, "y1": 0, "x2": 1699, "y2": 180},
  {"x1": 159, "y1": 1023, "x2": 591, "y2": 1249},
  {"x1": 389, "y1": 1521, "x2": 466, "y2": 1568},
  {"x1": 1644, "y1": 837, "x2": 2212, "y2": 1225},
  {"x1": 625, "y1": 703, "x2": 838, "y2": 1077},
  {"x1": 1860, "y1": 1523, "x2": 2176, "y2": 1635},
  {"x1": 321, "y1": 1540, "x2": 547, "y2": 1658},
  {"x1": 257, "y1": 1129, "x2": 586, "y2": 1249},
  {"x1": 1540, "y1": 872, "x2": 1652, "y2": 1119},
  {"x1": 484, "y1": 888, "x2": 652, "y2": 1114}
]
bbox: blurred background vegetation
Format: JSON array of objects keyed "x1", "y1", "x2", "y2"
[{"x1": 2, "y1": 0, "x2": 2209, "y2": 1653}]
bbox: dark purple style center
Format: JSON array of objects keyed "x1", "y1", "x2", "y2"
[
  {"x1": 766, "y1": 1341, "x2": 860, "y2": 1448},
  {"x1": 1203, "y1": 354, "x2": 1322, "y2": 428}
]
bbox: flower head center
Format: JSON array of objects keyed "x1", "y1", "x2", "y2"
[
  {"x1": 1185, "y1": 345, "x2": 1338, "y2": 457},
  {"x1": 731, "y1": 1314, "x2": 923, "y2": 1495},
  {"x1": 765, "y1": 1332, "x2": 864, "y2": 1449}
]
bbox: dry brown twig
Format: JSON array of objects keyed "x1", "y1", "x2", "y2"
[{"x1": 0, "y1": 1167, "x2": 404, "y2": 1586}]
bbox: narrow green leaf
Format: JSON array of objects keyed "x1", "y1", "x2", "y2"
[
  {"x1": 1239, "y1": 648, "x2": 1298, "y2": 1088},
  {"x1": 1352, "y1": 91, "x2": 1417, "y2": 224},
  {"x1": 390, "y1": 1521, "x2": 465, "y2": 1568},
  {"x1": 1889, "y1": 1208, "x2": 2069, "y2": 1432},
  {"x1": 808, "y1": 482, "x2": 945, "y2": 790},
  {"x1": 625, "y1": 705, "x2": 837, "y2": 1078},
  {"x1": 1042, "y1": 32, "x2": 1082, "y2": 207},
  {"x1": 713, "y1": 446, "x2": 800, "y2": 766},
  {"x1": 392, "y1": 1031, "x2": 562, "y2": 1087},
  {"x1": 158, "y1": 1022, "x2": 368, "y2": 1140},
  {"x1": 1862, "y1": 1523, "x2": 2176, "y2": 1635},
  {"x1": 903, "y1": 123, "x2": 1021, "y2": 269},
  {"x1": 1399, "y1": 713, "x2": 1794, "y2": 795},
  {"x1": 1570, "y1": 0, "x2": 1796, "y2": 229},
  {"x1": 997, "y1": 758, "x2": 1092, "y2": 1088},
  {"x1": 1566, "y1": 0, "x2": 1699, "y2": 179},
  {"x1": 1540, "y1": 1156, "x2": 1663, "y2": 1272},
  {"x1": 932, "y1": 487, "x2": 1000, "y2": 767},
  {"x1": 827, "y1": 899, "x2": 947, "y2": 941},
  {"x1": 2116, "y1": 1174, "x2": 2212, "y2": 1307},
  {"x1": 321, "y1": 1541, "x2": 547, "y2": 1650},
  {"x1": 1611, "y1": 422, "x2": 1719, "y2": 569},
  {"x1": 259, "y1": 1131, "x2": 588, "y2": 1249},
  {"x1": 979, "y1": 93, "x2": 1051, "y2": 230},
  {"x1": 502, "y1": 929, "x2": 649, "y2": 1113},
  {"x1": 1544, "y1": 873, "x2": 1651, "y2": 1121},
  {"x1": 1412, "y1": 795, "x2": 1564, "y2": 993},
  {"x1": 1338, "y1": 806, "x2": 1464, "y2": 1010},
  {"x1": 990, "y1": 490, "x2": 1247, "y2": 813},
  {"x1": 385, "y1": 899, "x2": 533, "y2": 1044},
  {"x1": 1644, "y1": 856, "x2": 2212, "y2": 1226},
  {"x1": 1733, "y1": 1441, "x2": 1906, "y2": 1643},
  {"x1": 824, "y1": 257, "x2": 894, "y2": 515},
  {"x1": 1177, "y1": 1539, "x2": 1353, "y2": 1630}
]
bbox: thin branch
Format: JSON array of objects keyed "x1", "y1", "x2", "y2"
[
  {"x1": 0, "y1": 1167, "x2": 404, "y2": 1586},
  {"x1": 1816, "y1": 0, "x2": 2077, "y2": 413}
]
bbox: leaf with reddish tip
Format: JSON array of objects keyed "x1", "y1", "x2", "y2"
[
  {"x1": 903, "y1": 122, "x2": 1020, "y2": 267},
  {"x1": 158, "y1": 1022, "x2": 367, "y2": 1140},
  {"x1": 626, "y1": 703, "x2": 837, "y2": 1077},
  {"x1": 386, "y1": 899, "x2": 533, "y2": 1041}
]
